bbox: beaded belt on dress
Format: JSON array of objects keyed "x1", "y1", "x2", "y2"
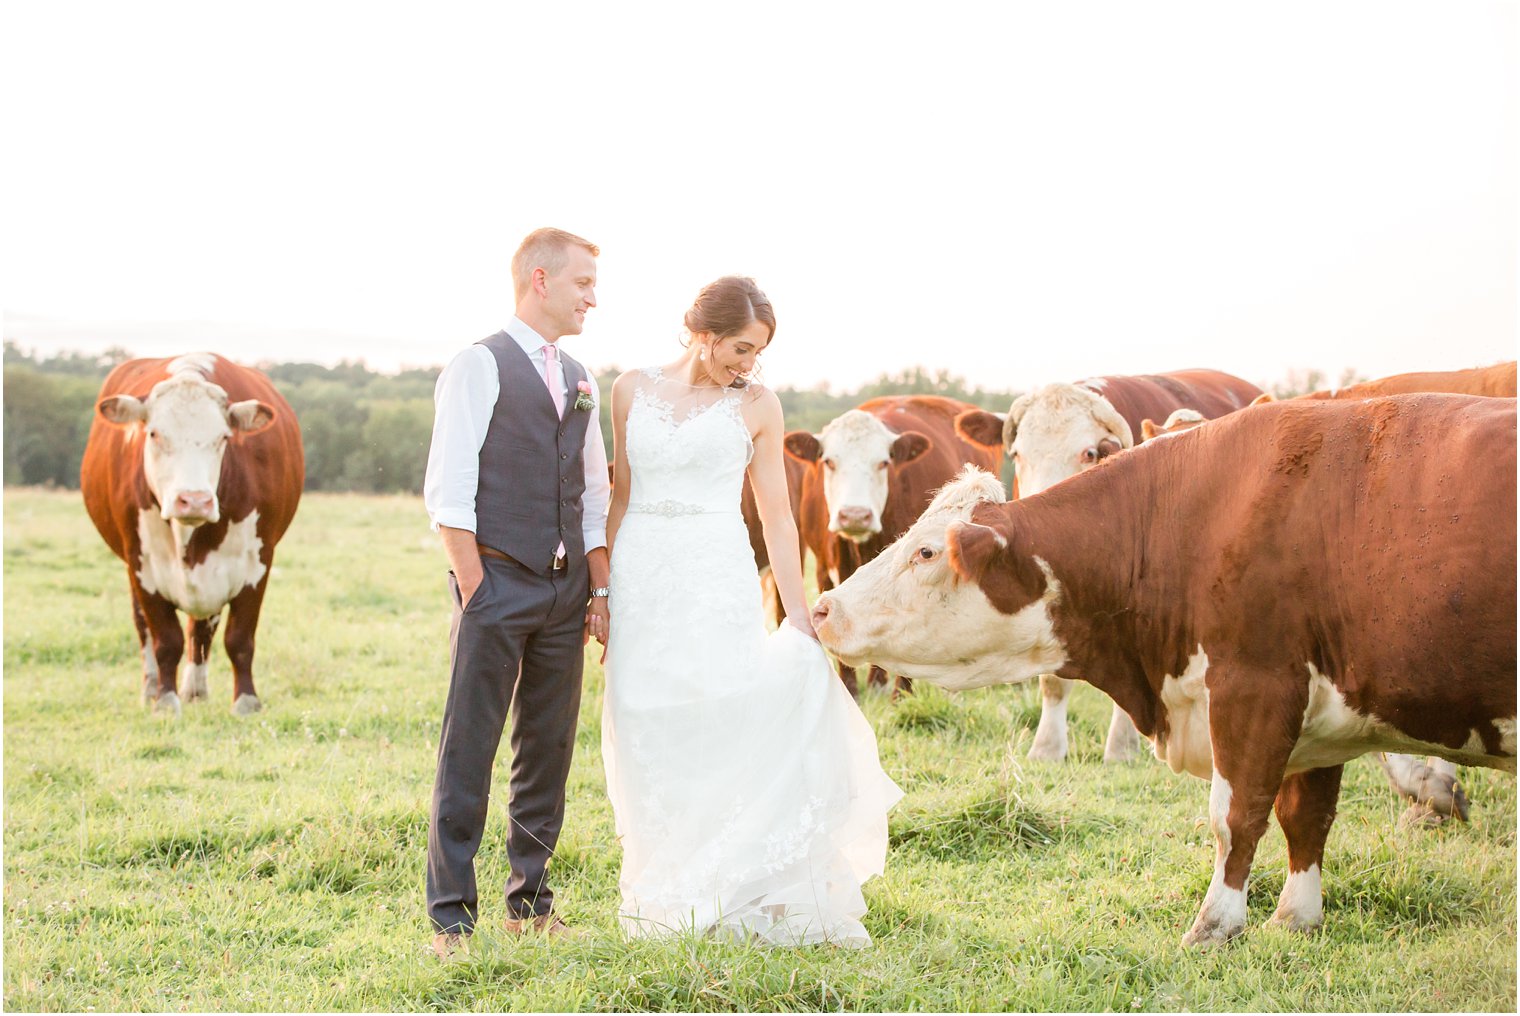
[{"x1": 627, "y1": 499, "x2": 736, "y2": 518}]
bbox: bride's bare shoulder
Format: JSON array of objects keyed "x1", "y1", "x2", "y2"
[
  {"x1": 612, "y1": 367, "x2": 655, "y2": 393},
  {"x1": 739, "y1": 382, "x2": 783, "y2": 422}
]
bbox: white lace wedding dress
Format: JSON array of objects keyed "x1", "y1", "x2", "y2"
[{"x1": 602, "y1": 367, "x2": 903, "y2": 947}]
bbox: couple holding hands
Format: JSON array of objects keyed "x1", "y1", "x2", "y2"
[{"x1": 421, "y1": 228, "x2": 901, "y2": 958}]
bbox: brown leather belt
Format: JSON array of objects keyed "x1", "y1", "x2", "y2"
[{"x1": 477, "y1": 543, "x2": 566, "y2": 572}]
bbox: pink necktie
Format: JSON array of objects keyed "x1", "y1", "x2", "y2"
[
  {"x1": 542, "y1": 343, "x2": 566, "y2": 420},
  {"x1": 542, "y1": 343, "x2": 568, "y2": 563}
]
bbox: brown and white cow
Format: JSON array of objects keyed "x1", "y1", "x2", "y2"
[
  {"x1": 815, "y1": 394, "x2": 1516, "y2": 946},
  {"x1": 81, "y1": 353, "x2": 304, "y2": 716},
  {"x1": 1299, "y1": 360, "x2": 1516, "y2": 401},
  {"x1": 783, "y1": 395, "x2": 1002, "y2": 695},
  {"x1": 955, "y1": 369, "x2": 1263, "y2": 764}
]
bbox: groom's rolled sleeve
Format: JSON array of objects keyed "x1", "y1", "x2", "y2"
[
  {"x1": 580, "y1": 383, "x2": 611, "y2": 552},
  {"x1": 423, "y1": 346, "x2": 498, "y2": 534}
]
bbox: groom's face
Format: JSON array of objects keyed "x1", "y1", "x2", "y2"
[{"x1": 541, "y1": 245, "x2": 598, "y2": 338}]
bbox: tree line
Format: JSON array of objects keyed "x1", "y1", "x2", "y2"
[
  {"x1": 2, "y1": 344, "x2": 1030, "y2": 493},
  {"x1": 3, "y1": 343, "x2": 1353, "y2": 492}
]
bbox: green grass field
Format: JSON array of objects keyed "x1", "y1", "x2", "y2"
[{"x1": 3, "y1": 487, "x2": 1515, "y2": 1012}]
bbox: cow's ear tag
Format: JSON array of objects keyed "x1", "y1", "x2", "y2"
[{"x1": 228, "y1": 400, "x2": 275, "y2": 434}]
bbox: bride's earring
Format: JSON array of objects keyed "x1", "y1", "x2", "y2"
[{"x1": 698, "y1": 347, "x2": 707, "y2": 363}]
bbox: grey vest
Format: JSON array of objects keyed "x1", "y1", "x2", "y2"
[{"x1": 473, "y1": 331, "x2": 591, "y2": 571}]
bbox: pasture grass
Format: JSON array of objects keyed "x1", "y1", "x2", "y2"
[{"x1": 3, "y1": 487, "x2": 1515, "y2": 1012}]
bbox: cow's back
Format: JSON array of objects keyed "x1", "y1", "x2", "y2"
[
  {"x1": 81, "y1": 355, "x2": 305, "y2": 563},
  {"x1": 1088, "y1": 370, "x2": 1263, "y2": 435},
  {"x1": 1302, "y1": 362, "x2": 1517, "y2": 401}
]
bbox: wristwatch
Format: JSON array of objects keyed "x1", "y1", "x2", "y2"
[{"x1": 589, "y1": 586, "x2": 611, "y2": 599}]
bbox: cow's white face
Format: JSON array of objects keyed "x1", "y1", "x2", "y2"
[
  {"x1": 1006, "y1": 383, "x2": 1132, "y2": 496},
  {"x1": 812, "y1": 467, "x2": 1067, "y2": 689},
  {"x1": 784, "y1": 410, "x2": 929, "y2": 542},
  {"x1": 98, "y1": 374, "x2": 272, "y2": 525}
]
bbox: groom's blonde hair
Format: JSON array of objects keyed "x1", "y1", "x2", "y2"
[{"x1": 512, "y1": 227, "x2": 600, "y2": 300}]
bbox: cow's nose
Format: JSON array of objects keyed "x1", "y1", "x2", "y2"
[
  {"x1": 835, "y1": 506, "x2": 874, "y2": 530},
  {"x1": 172, "y1": 491, "x2": 215, "y2": 519},
  {"x1": 810, "y1": 597, "x2": 832, "y2": 632}
]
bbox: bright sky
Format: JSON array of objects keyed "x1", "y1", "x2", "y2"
[{"x1": 3, "y1": 1, "x2": 1515, "y2": 393}]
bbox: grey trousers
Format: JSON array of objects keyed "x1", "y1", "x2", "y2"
[{"x1": 426, "y1": 553, "x2": 587, "y2": 933}]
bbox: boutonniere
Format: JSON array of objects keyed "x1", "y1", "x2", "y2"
[{"x1": 573, "y1": 380, "x2": 595, "y2": 412}]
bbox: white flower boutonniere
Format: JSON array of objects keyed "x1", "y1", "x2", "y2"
[{"x1": 574, "y1": 380, "x2": 595, "y2": 412}]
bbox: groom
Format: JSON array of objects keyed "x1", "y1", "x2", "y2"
[{"x1": 422, "y1": 227, "x2": 612, "y2": 956}]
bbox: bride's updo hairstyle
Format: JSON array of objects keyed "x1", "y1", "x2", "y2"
[{"x1": 684, "y1": 276, "x2": 776, "y2": 390}]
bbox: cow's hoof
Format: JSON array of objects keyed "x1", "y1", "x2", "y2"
[
  {"x1": 153, "y1": 691, "x2": 182, "y2": 718},
  {"x1": 180, "y1": 663, "x2": 209, "y2": 703},
  {"x1": 1102, "y1": 709, "x2": 1143, "y2": 763},
  {"x1": 1412, "y1": 769, "x2": 1470, "y2": 823},
  {"x1": 1397, "y1": 802, "x2": 1453, "y2": 829},
  {"x1": 232, "y1": 694, "x2": 263, "y2": 717},
  {"x1": 1265, "y1": 908, "x2": 1323, "y2": 934},
  {"x1": 1102, "y1": 743, "x2": 1140, "y2": 764},
  {"x1": 1181, "y1": 916, "x2": 1241, "y2": 949},
  {"x1": 1027, "y1": 736, "x2": 1068, "y2": 763}
]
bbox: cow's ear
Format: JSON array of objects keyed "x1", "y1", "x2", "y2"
[
  {"x1": 947, "y1": 519, "x2": 1047, "y2": 613},
  {"x1": 1096, "y1": 437, "x2": 1124, "y2": 460},
  {"x1": 891, "y1": 431, "x2": 931, "y2": 465},
  {"x1": 1249, "y1": 392, "x2": 1275, "y2": 407},
  {"x1": 1003, "y1": 393, "x2": 1032, "y2": 449},
  {"x1": 946, "y1": 520, "x2": 1005, "y2": 584},
  {"x1": 784, "y1": 431, "x2": 821, "y2": 463},
  {"x1": 228, "y1": 399, "x2": 275, "y2": 434},
  {"x1": 97, "y1": 394, "x2": 147, "y2": 425},
  {"x1": 1140, "y1": 418, "x2": 1160, "y2": 441},
  {"x1": 954, "y1": 409, "x2": 1005, "y2": 449}
]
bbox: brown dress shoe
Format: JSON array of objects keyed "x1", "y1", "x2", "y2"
[
  {"x1": 503, "y1": 912, "x2": 583, "y2": 939},
  {"x1": 431, "y1": 931, "x2": 470, "y2": 959}
]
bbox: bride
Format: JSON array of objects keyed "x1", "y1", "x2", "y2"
[{"x1": 601, "y1": 276, "x2": 903, "y2": 946}]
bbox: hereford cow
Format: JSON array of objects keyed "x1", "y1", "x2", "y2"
[
  {"x1": 814, "y1": 394, "x2": 1516, "y2": 946},
  {"x1": 1299, "y1": 360, "x2": 1515, "y2": 401},
  {"x1": 784, "y1": 395, "x2": 1002, "y2": 695},
  {"x1": 955, "y1": 369, "x2": 1263, "y2": 764},
  {"x1": 81, "y1": 353, "x2": 304, "y2": 716}
]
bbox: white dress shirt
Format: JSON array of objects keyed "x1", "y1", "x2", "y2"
[{"x1": 423, "y1": 317, "x2": 611, "y2": 552}]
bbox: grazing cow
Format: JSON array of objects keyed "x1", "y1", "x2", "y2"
[
  {"x1": 1299, "y1": 361, "x2": 1516, "y2": 401},
  {"x1": 81, "y1": 353, "x2": 304, "y2": 716},
  {"x1": 784, "y1": 395, "x2": 1002, "y2": 695},
  {"x1": 955, "y1": 369, "x2": 1263, "y2": 764},
  {"x1": 814, "y1": 394, "x2": 1516, "y2": 946}
]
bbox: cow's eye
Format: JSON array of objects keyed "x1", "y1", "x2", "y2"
[
  {"x1": 1080, "y1": 446, "x2": 1099, "y2": 463},
  {"x1": 147, "y1": 429, "x2": 159, "y2": 441},
  {"x1": 877, "y1": 460, "x2": 889, "y2": 471},
  {"x1": 916, "y1": 546, "x2": 939, "y2": 562},
  {"x1": 823, "y1": 458, "x2": 836, "y2": 471}
]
